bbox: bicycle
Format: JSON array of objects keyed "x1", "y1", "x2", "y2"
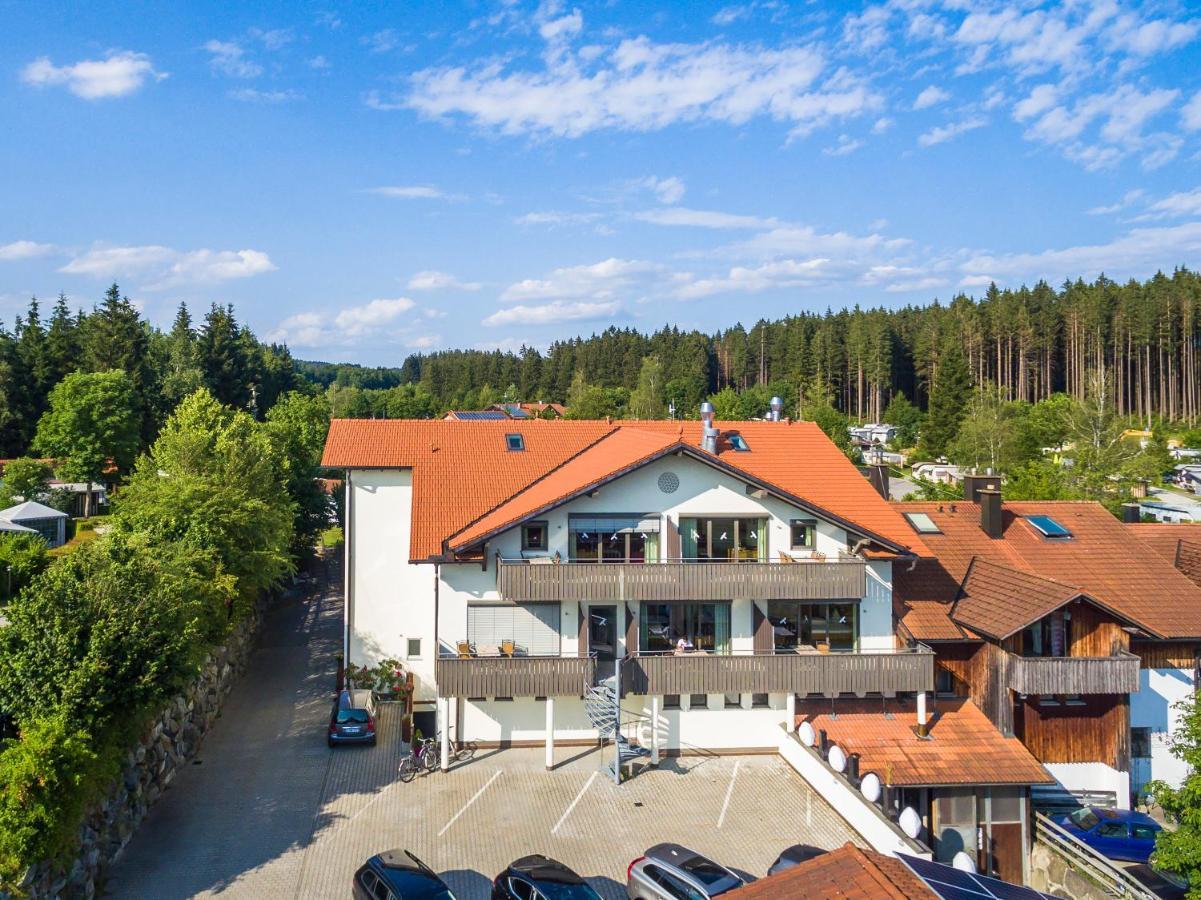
[{"x1": 398, "y1": 736, "x2": 438, "y2": 783}]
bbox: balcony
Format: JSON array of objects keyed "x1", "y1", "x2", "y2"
[
  {"x1": 436, "y1": 654, "x2": 596, "y2": 698},
  {"x1": 622, "y1": 647, "x2": 934, "y2": 697},
  {"x1": 1006, "y1": 651, "x2": 1141, "y2": 696},
  {"x1": 496, "y1": 558, "x2": 867, "y2": 603}
]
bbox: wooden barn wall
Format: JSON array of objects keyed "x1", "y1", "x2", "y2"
[
  {"x1": 936, "y1": 642, "x2": 1013, "y2": 735},
  {"x1": 1069, "y1": 602, "x2": 1128, "y2": 657},
  {"x1": 1131, "y1": 640, "x2": 1200, "y2": 669},
  {"x1": 1013, "y1": 694, "x2": 1129, "y2": 769}
]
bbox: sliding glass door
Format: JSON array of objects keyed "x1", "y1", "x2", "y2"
[
  {"x1": 766, "y1": 600, "x2": 858, "y2": 651},
  {"x1": 639, "y1": 602, "x2": 732, "y2": 653},
  {"x1": 679, "y1": 517, "x2": 766, "y2": 561}
]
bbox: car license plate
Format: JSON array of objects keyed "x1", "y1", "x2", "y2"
[{"x1": 343, "y1": 726, "x2": 360, "y2": 734}]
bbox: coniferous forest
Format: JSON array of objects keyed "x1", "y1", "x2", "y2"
[{"x1": 302, "y1": 268, "x2": 1201, "y2": 428}]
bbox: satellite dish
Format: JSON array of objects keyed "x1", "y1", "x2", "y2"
[
  {"x1": 899, "y1": 806, "x2": 922, "y2": 839},
  {"x1": 952, "y1": 852, "x2": 976, "y2": 873},
  {"x1": 827, "y1": 745, "x2": 847, "y2": 772},
  {"x1": 860, "y1": 772, "x2": 881, "y2": 803},
  {"x1": 798, "y1": 721, "x2": 816, "y2": 746}
]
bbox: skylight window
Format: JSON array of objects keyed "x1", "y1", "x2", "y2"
[
  {"x1": 903, "y1": 512, "x2": 941, "y2": 534},
  {"x1": 1026, "y1": 514, "x2": 1071, "y2": 539},
  {"x1": 506, "y1": 433, "x2": 525, "y2": 452},
  {"x1": 728, "y1": 433, "x2": 750, "y2": 452}
]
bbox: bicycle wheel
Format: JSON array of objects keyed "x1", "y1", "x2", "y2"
[
  {"x1": 422, "y1": 742, "x2": 440, "y2": 772},
  {"x1": 398, "y1": 754, "x2": 417, "y2": 783},
  {"x1": 455, "y1": 741, "x2": 477, "y2": 762}
]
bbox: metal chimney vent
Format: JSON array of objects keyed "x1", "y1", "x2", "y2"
[
  {"x1": 700, "y1": 401, "x2": 718, "y2": 453},
  {"x1": 769, "y1": 396, "x2": 783, "y2": 422}
]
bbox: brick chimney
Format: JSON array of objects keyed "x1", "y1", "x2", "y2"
[
  {"x1": 868, "y1": 463, "x2": 890, "y2": 499},
  {"x1": 963, "y1": 471, "x2": 1002, "y2": 502},
  {"x1": 979, "y1": 488, "x2": 1003, "y2": 539}
]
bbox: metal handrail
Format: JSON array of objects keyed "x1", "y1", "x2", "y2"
[
  {"x1": 1033, "y1": 812, "x2": 1157, "y2": 899},
  {"x1": 628, "y1": 645, "x2": 934, "y2": 657},
  {"x1": 497, "y1": 556, "x2": 861, "y2": 564}
]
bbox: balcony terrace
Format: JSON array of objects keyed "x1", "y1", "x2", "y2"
[{"x1": 1006, "y1": 650, "x2": 1141, "y2": 696}]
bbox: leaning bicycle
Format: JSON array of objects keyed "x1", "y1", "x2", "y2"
[{"x1": 397, "y1": 736, "x2": 438, "y2": 782}]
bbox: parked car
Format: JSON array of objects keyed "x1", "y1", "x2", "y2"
[
  {"x1": 767, "y1": 844, "x2": 827, "y2": 875},
  {"x1": 329, "y1": 688, "x2": 377, "y2": 747},
  {"x1": 491, "y1": 855, "x2": 601, "y2": 899},
  {"x1": 353, "y1": 849, "x2": 456, "y2": 899},
  {"x1": 627, "y1": 843, "x2": 746, "y2": 899},
  {"x1": 1058, "y1": 807, "x2": 1162, "y2": 863}
]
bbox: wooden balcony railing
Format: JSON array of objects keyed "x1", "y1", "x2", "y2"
[
  {"x1": 622, "y1": 647, "x2": 934, "y2": 697},
  {"x1": 496, "y1": 559, "x2": 867, "y2": 603},
  {"x1": 435, "y1": 655, "x2": 596, "y2": 698},
  {"x1": 1006, "y1": 651, "x2": 1141, "y2": 696}
]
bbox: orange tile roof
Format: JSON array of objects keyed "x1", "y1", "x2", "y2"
[
  {"x1": 953, "y1": 559, "x2": 1091, "y2": 641},
  {"x1": 1127, "y1": 523, "x2": 1201, "y2": 587},
  {"x1": 897, "y1": 599, "x2": 976, "y2": 642},
  {"x1": 322, "y1": 419, "x2": 931, "y2": 561},
  {"x1": 894, "y1": 501, "x2": 1201, "y2": 639},
  {"x1": 725, "y1": 843, "x2": 936, "y2": 899},
  {"x1": 796, "y1": 696, "x2": 1053, "y2": 787}
]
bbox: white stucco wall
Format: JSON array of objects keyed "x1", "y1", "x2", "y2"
[
  {"x1": 1131, "y1": 666, "x2": 1195, "y2": 789},
  {"x1": 347, "y1": 469, "x2": 438, "y2": 699},
  {"x1": 1044, "y1": 762, "x2": 1131, "y2": 810}
]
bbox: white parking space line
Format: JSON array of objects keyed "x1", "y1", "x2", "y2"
[
  {"x1": 552, "y1": 771, "x2": 598, "y2": 835},
  {"x1": 717, "y1": 760, "x2": 740, "y2": 829},
  {"x1": 437, "y1": 770, "x2": 501, "y2": 837}
]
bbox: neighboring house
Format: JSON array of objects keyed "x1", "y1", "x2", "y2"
[
  {"x1": 726, "y1": 843, "x2": 937, "y2": 899},
  {"x1": 0, "y1": 501, "x2": 68, "y2": 548},
  {"x1": 490, "y1": 402, "x2": 567, "y2": 419},
  {"x1": 1169, "y1": 447, "x2": 1201, "y2": 461},
  {"x1": 895, "y1": 481, "x2": 1201, "y2": 811},
  {"x1": 46, "y1": 480, "x2": 107, "y2": 519},
  {"x1": 910, "y1": 463, "x2": 963, "y2": 485},
  {"x1": 1137, "y1": 499, "x2": 1201, "y2": 523},
  {"x1": 849, "y1": 423, "x2": 898, "y2": 446},
  {"x1": 1172, "y1": 464, "x2": 1201, "y2": 494}
]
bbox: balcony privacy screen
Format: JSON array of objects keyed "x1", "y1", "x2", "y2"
[
  {"x1": 468, "y1": 602, "x2": 561, "y2": 656},
  {"x1": 568, "y1": 515, "x2": 660, "y2": 533}
]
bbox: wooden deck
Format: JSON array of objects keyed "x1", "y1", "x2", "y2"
[
  {"x1": 1006, "y1": 651, "x2": 1141, "y2": 696},
  {"x1": 496, "y1": 559, "x2": 867, "y2": 603}
]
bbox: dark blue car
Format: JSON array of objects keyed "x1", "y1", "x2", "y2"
[
  {"x1": 353, "y1": 849, "x2": 456, "y2": 899},
  {"x1": 1058, "y1": 807, "x2": 1162, "y2": 863}
]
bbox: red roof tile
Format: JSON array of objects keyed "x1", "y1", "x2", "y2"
[
  {"x1": 1127, "y1": 522, "x2": 1201, "y2": 587},
  {"x1": 796, "y1": 696, "x2": 1053, "y2": 787},
  {"x1": 322, "y1": 419, "x2": 931, "y2": 561},
  {"x1": 897, "y1": 599, "x2": 976, "y2": 642},
  {"x1": 725, "y1": 843, "x2": 936, "y2": 899},
  {"x1": 894, "y1": 501, "x2": 1201, "y2": 639}
]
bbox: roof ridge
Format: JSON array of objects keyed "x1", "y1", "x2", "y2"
[
  {"x1": 842, "y1": 844, "x2": 916, "y2": 899},
  {"x1": 964, "y1": 555, "x2": 1085, "y2": 594},
  {"x1": 441, "y1": 426, "x2": 622, "y2": 550}
]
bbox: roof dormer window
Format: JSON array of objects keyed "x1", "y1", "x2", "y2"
[
  {"x1": 728, "y1": 433, "x2": 750, "y2": 452},
  {"x1": 506, "y1": 433, "x2": 525, "y2": 452},
  {"x1": 1026, "y1": 514, "x2": 1071, "y2": 539}
]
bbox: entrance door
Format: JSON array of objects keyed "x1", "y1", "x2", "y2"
[
  {"x1": 1131, "y1": 727, "x2": 1153, "y2": 803},
  {"x1": 589, "y1": 606, "x2": 618, "y2": 660}
]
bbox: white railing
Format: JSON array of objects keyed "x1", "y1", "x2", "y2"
[{"x1": 1033, "y1": 812, "x2": 1157, "y2": 899}]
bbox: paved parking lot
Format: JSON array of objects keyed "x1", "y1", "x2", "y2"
[{"x1": 105, "y1": 577, "x2": 861, "y2": 899}]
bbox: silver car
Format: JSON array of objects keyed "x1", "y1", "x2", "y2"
[{"x1": 627, "y1": 843, "x2": 745, "y2": 899}]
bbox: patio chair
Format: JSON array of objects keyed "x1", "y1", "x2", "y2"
[
  {"x1": 500, "y1": 639, "x2": 516, "y2": 657},
  {"x1": 457, "y1": 640, "x2": 474, "y2": 658}
]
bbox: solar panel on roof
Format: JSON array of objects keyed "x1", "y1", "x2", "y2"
[
  {"x1": 1025, "y1": 514, "x2": 1072, "y2": 538},
  {"x1": 453, "y1": 410, "x2": 509, "y2": 420},
  {"x1": 897, "y1": 855, "x2": 1059, "y2": 900}
]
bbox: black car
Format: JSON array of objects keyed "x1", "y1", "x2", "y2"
[
  {"x1": 492, "y1": 855, "x2": 602, "y2": 899},
  {"x1": 329, "y1": 688, "x2": 378, "y2": 747},
  {"x1": 354, "y1": 849, "x2": 456, "y2": 900},
  {"x1": 767, "y1": 844, "x2": 827, "y2": 875}
]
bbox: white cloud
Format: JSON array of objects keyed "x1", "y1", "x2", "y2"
[
  {"x1": 676, "y1": 259, "x2": 831, "y2": 298},
  {"x1": 407, "y1": 333, "x2": 442, "y2": 349},
  {"x1": 204, "y1": 40, "x2": 262, "y2": 78},
  {"x1": 634, "y1": 207, "x2": 777, "y2": 230},
  {"x1": 309, "y1": 55, "x2": 331, "y2": 70},
  {"x1": 251, "y1": 28, "x2": 293, "y2": 51},
  {"x1": 366, "y1": 185, "x2": 446, "y2": 199},
  {"x1": 1104, "y1": 14, "x2": 1198, "y2": 56},
  {"x1": 1086, "y1": 189, "x2": 1144, "y2": 215},
  {"x1": 334, "y1": 297, "x2": 416, "y2": 335},
  {"x1": 59, "y1": 244, "x2": 275, "y2": 290},
  {"x1": 396, "y1": 35, "x2": 879, "y2": 139},
  {"x1": 961, "y1": 222, "x2": 1201, "y2": 285},
  {"x1": 730, "y1": 224, "x2": 910, "y2": 260},
  {"x1": 268, "y1": 312, "x2": 325, "y2": 347},
  {"x1": 514, "y1": 211, "x2": 602, "y2": 227},
  {"x1": 407, "y1": 270, "x2": 482, "y2": 291},
  {"x1": 484, "y1": 300, "x2": 619, "y2": 326},
  {"x1": 843, "y1": 6, "x2": 892, "y2": 53},
  {"x1": 0, "y1": 240, "x2": 57, "y2": 261},
  {"x1": 539, "y1": 10, "x2": 583, "y2": 42},
  {"x1": 21, "y1": 51, "x2": 165, "y2": 99},
  {"x1": 918, "y1": 117, "x2": 986, "y2": 147},
  {"x1": 1181, "y1": 90, "x2": 1201, "y2": 131},
  {"x1": 1132, "y1": 188, "x2": 1201, "y2": 221},
  {"x1": 712, "y1": 5, "x2": 752, "y2": 26},
  {"x1": 362, "y1": 29, "x2": 401, "y2": 54},
  {"x1": 229, "y1": 88, "x2": 303, "y2": 103},
  {"x1": 500, "y1": 257, "x2": 668, "y2": 302},
  {"x1": 823, "y1": 134, "x2": 863, "y2": 156},
  {"x1": 872, "y1": 117, "x2": 893, "y2": 134},
  {"x1": 913, "y1": 85, "x2": 950, "y2": 110},
  {"x1": 640, "y1": 175, "x2": 685, "y2": 204}
]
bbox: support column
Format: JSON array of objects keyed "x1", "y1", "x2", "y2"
[
  {"x1": 786, "y1": 693, "x2": 796, "y2": 733},
  {"x1": 545, "y1": 697, "x2": 555, "y2": 770},
  {"x1": 651, "y1": 696, "x2": 660, "y2": 765},
  {"x1": 440, "y1": 697, "x2": 450, "y2": 771},
  {"x1": 917, "y1": 691, "x2": 928, "y2": 738}
]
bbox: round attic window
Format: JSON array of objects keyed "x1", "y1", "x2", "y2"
[{"x1": 657, "y1": 471, "x2": 680, "y2": 494}]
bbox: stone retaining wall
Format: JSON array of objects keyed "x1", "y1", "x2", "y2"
[
  {"x1": 1028, "y1": 841, "x2": 1114, "y2": 900},
  {"x1": 15, "y1": 597, "x2": 269, "y2": 900}
]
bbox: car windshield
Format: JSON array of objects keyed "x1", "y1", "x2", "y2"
[
  {"x1": 1070, "y1": 808, "x2": 1101, "y2": 830},
  {"x1": 388, "y1": 870, "x2": 455, "y2": 900},
  {"x1": 337, "y1": 709, "x2": 369, "y2": 724},
  {"x1": 535, "y1": 882, "x2": 600, "y2": 899},
  {"x1": 678, "y1": 857, "x2": 739, "y2": 892}
]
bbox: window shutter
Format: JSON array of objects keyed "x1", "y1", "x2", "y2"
[
  {"x1": 666, "y1": 516, "x2": 681, "y2": 560},
  {"x1": 753, "y1": 602, "x2": 772, "y2": 654},
  {"x1": 626, "y1": 603, "x2": 637, "y2": 655},
  {"x1": 578, "y1": 602, "x2": 589, "y2": 657}
]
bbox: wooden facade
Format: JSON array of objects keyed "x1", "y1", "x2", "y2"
[
  {"x1": 1012, "y1": 694, "x2": 1130, "y2": 771},
  {"x1": 496, "y1": 559, "x2": 867, "y2": 603},
  {"x1": 435, "y1": 656, "x2": 596, "y2": 698},
  {"x1": 1007, "y1": 653, "x2": 1141, "y2": 695},
  {"x1": 622, "y1": 648, "x2": 934, "y2": 697},
  {"x1": 1131, "y1": 639, "x2": 1201, "y2": 669}
]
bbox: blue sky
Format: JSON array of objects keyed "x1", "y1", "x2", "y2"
[{"x1": 2, "y1": 0, "x2": 1200, "y2": 365}]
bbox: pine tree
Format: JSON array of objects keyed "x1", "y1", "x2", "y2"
[
  {"x1": 83, "y1": 284, "x2": 157, "y2": 443},
  {"x1": 45, "y1": 294, "x2": 81, "y2": 387},
  {"x1": 921, "y1": 340, "x2": 971, "y2": 458},
  {"x1": 197, "y1": 304, "x2": 251, "y2": 409}
]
